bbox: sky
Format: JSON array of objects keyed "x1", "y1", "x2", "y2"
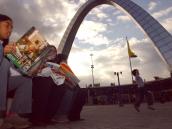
[{"x1": 0, "y1": 0, "x2": 172, "y2": 87}]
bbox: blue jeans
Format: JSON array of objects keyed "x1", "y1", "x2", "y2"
[{"x1": 0, "y1": 58, "x2": 32, "y2": 113}]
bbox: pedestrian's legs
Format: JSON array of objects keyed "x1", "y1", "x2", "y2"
[
  {"x1": 145, "y1": 90, "x2": 154, "y2": 106},
  {"x1": 0, "y1": 58, "x2": 11, "y2": 111},
  {"x1": 145, "y1": 90, "x2": 155, "y2": 110},
  {"x1": 135, "y1": 88, "x2": 144, "y2": 107},
  {"x1": 8, "y1": 76, "x2": 32, "y2": 114}
]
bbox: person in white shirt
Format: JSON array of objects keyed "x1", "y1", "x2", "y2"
[
  {"x1": 132, "y1": 69, "x2": 155, "y2": 112},
  {"x1": 0, "y1": 14, "x2": 32, "y2": 129}
]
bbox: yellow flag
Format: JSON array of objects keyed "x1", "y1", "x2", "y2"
[{"x1": 126, "y1": 37, "x2": 137, "y2": 58}]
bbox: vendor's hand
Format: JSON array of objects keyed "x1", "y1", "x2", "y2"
[{"x1": 4, "y1": 43, "x2": 16, "y2": 55}]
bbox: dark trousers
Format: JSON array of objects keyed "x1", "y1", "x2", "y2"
[
  {"x1": 135, "y1": 87, "x2": 153, "y2": 107},
  {"x1": 31, "y1": 77, "x2": 66, "y2": 123},
  {"x1": 68, "y1": 87, "x2": 86, "y2": 121}
]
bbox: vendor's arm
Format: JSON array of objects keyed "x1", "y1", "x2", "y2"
[
  {"x1": 4, "y1": 42, "x2": 16, "y2": 55},
  {"x1": 28, "y1": 60, "x2": 46, "y2": 76}
]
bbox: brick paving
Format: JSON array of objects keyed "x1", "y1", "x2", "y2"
[{"x1": 33, "y1": 102, "x2": 172, "y2": 129}]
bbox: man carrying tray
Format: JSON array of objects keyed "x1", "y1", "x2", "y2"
[{"x1": 0, "y1": 14, "x2": 32, "y2": 129}]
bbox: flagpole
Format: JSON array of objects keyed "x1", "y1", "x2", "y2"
[
  {"x1": 126, "y1": 37, "x2": 134, "y2": 83},
  {"x1": 128, "y1": 55, "x2": 134, "y2": 83}
]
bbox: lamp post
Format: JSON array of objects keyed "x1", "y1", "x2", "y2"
[
  {"x1": 114, "y1": 71, "x2": 123, "y2": 107},
  {"x1": 90, "y1": 53, "x2": 95, "y2": 87},
  {"x1": 114, "y1": 72, "x2": 122, "y2": 86}
]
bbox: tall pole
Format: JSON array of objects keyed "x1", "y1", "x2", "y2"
[
  {"x1": 90, "y1": 53, "x2": 95, "y2": 87},
  {"x1": 117, "y1": 73, "x2": 120, "y2": 86},
  {"x1": 129, "y1": 56, "x2": 134, "y2": 83},
  {"x1": 114, "y1": 72, "x2": 123, "y2": 106},
  {"x1": 126, "y1": 36, "x2": 134, "y2": 83}
]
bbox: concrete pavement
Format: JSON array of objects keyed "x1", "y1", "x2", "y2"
[{"x1": 33, "y1": 102, "x2": 172, "y2": 129}]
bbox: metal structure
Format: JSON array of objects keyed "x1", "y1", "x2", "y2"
[
  {"x1": 57, "y1": 0, "x2": 172, "y2": 72},
  {"x1": 90, "y1": 53, "x2": 95, "y2": 87}
]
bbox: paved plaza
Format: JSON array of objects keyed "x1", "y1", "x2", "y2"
[{"x1": 34, "y1": 102, "x2": 172, "y2": 129}]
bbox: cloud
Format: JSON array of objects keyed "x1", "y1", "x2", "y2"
[
  {"x1": 68, "y1": 49, "x2": 91, "y2": 77},
  {"x1": 0, "y1": 0, "x2": 82, "y2": 46},
  {"x1": 76, "y1": 20, "x2": 110, "y2": 46},
  {"x1": 112, "y1": 10, "x2": 121, "y2": 16},
  {"x1": 148, "y1": 1, "x2": 157, "y2": 11},
  {"x1": 161, "y1": 17, "x2": 172, "y2": 33},
  {"x1": 89, "y1": 5, "x2": 110, "y2": 19},
  {"x1": 152, "y1": 6, "x2": 172, "y2": 19},
  {"x1": 131, "y1": 38, "x2": 169, "y2": 79},
  {"x1": 116, "y1": 15, "x2": 131, "y2": 22},
  {"x1": 70, "y1": 37, "x2": 170, "y2": 87}
]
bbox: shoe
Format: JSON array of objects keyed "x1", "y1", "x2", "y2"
[
  {"x1": 5, "y1": 115, "x2": 31, "y2": 129},
  {"x1": 0, "y1": 118, "x2": 4, "y2": 129},
  {"x1": 69, "y1": 118, "x2": 85, "y2": 122},
  {"x1": 0, "y1": 122, "x2": 15, "y2": 129},
  {"x1": 78, "y1": 118, "x2": 85, "y2": 121},
  {"x1": 134, "y1": 105, "x2": 140, "y2": 112},
  {"x1": 30, "y1": 117, "x2": 57, "y2": 127},
  {"x1": 52, "y1": 115, "x2": 69, "y2": 123},
  {"x1": 10, "y1": 122, "x2": 31, "y2": 129},
  {"x1": 148, "y1": 106, "x2": 155, "y2": 110},
  {"x1": 52, "y1": 118, "x2": 69, "y2": 123}
]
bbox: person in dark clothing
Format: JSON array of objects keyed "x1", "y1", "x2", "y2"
[
  {"x1": 31, "y1": 76, "x2": 66, "y2": 126},
  {"x1": 30, "y1": 47, "x2": 67, "y2": 126},
  {"x1": 52, "y1": 54, "x2": 86, "y2": 122},
  {"x1": 68, "y1": 85, "x2": 86, "y2": 121},
  {"x1": 31, "y1": 52, "x2": 86, "y2": 125}
]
